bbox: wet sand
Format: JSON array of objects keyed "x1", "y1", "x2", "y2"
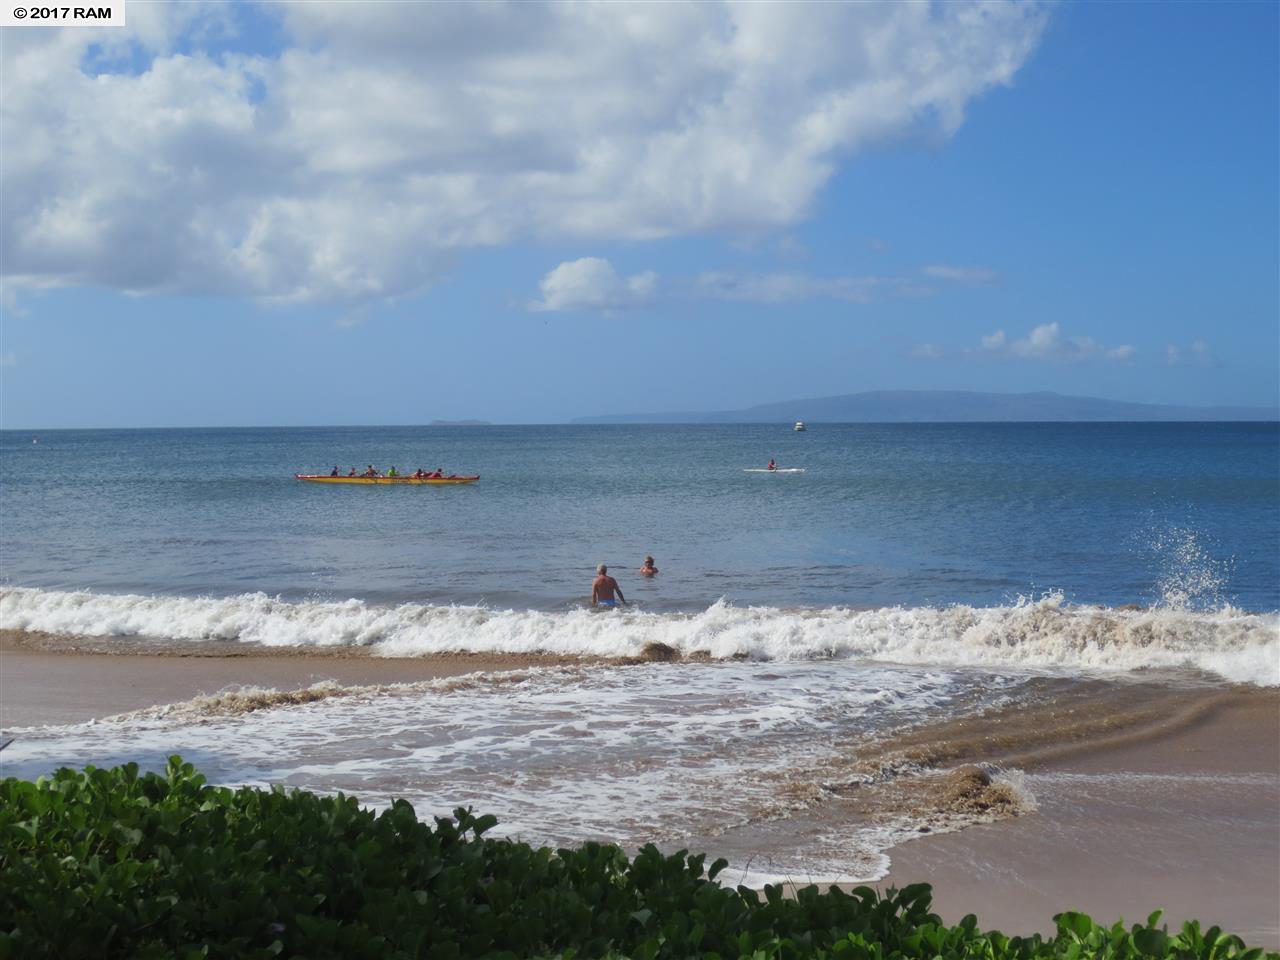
[
  {"x1": 878, "y1": 692, "x2": 1280, "y2": 947},
  {"x1": 0, "y1": 630, "x2": 564, "y2": 728},
  {"x1": 2, "y1": 630, "x2": 1277, "y2": 947}
]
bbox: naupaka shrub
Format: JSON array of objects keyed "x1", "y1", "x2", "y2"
[{"x1": 1, "y1": 758, "x2": 1274, "y2": 959}]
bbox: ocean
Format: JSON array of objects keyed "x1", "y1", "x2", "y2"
[{"x1": 2, "y1": 422, "x2": 1277, "y2": 886}]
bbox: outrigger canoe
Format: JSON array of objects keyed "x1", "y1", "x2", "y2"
[{"x1": 295, "y1": 474, "x2": 479, "y2": 485}]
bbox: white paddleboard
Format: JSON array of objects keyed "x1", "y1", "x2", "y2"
[{"x1": 743, "y1": 468, "x2": 805, "y2": 473}]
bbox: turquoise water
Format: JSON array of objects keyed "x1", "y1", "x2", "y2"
[{"x1": 1, "y1": 422, "x2": 1275, "y2": 612}]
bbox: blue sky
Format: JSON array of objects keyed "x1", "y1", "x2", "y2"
[{"x1": 1, "y1": 0, "x2": 1276, "y2": 428}]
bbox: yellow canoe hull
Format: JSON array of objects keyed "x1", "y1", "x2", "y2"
[{"x1": 295, "y1": 475, "x2": 479, "y2": 485}]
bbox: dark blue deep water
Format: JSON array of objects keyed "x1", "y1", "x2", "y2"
[{"x1": 1, "y1": 422, "x2": 1276, "y2": 612}]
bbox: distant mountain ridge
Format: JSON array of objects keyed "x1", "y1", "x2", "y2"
[{"x1": 572, "y1": 390, "x2": 1278, "y2": 424}]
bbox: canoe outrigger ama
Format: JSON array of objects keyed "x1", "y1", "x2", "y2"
[{"x1": 294, "y1": 474, "x2": 480, "y2": 485}]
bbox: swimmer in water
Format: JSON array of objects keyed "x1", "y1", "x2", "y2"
[{"x1": 591, "y1": 564, "x2": 626, "y2": 607}]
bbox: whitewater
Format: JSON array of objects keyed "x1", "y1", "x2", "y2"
[{"x1": 3, "y1": 586, "x2": 1276, "y2": 686}]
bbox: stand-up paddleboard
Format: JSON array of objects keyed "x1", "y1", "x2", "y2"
[{"x1": 743, "y1": 468, "x2": 805, "y2": 473}]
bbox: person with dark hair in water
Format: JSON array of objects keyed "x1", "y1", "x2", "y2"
[
  {"x1": 591, "y1": 564, "x2": 626, "y2": 607},
  {"x1": 640, "y1": 556, "x2": 658, "y2": 576}
]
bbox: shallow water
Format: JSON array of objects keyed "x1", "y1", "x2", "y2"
[{"x1": 0, "y1": 661, "x2": 1029, "y2": 883}]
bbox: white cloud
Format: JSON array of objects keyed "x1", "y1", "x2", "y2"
[
  {"x1": 0, "y1": 285, "x2": 29, "y2": 317},
  {"x1": 1166, "y1": 339, "x2": 1217, "y2": 367},
  {"x1": 921, "y1": 264, "x2": 996, "y2": 285},
  {"x1": 980, "y1": 323, "x2": 1134, "y2": 363},
  {"x1": 1105, "y1": 344, "x2": 1136, "y2": 361},
  {"x1": 530, "y1": 258, "x2": 657, "y2": 313},
  {"x1": 912, "y1": 343, "x2": 945, "y2": 359},
  {"x1": 981, "y1": 329, "x2": 1007, "y2": 350},
  {"x1": 534, "y1": 261, "x2": 975, "y2": 311},
  {"x1": 1, "y1": 1, "x2": 1049, "y2": 305},
  {"x1": 695, "y1": 271, "x2": 930, "y2": 303}
]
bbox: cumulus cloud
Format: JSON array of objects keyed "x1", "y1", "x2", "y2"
[
  {"x1": 530, "y1": 258, "x2": 656, "y2": 313},
  {"x1": 2, "y1": 1, "x2": 1049, "y2": 305},
  {"x1": 980, "y1": 323, "x2": 1134, "y2": 363}
]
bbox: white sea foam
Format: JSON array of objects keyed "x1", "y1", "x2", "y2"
[
  {"x1": 0, "y1": 661, "x2": 1004, "y2": 885},
  {"x1": 2, "y1": 586, "x2": 1276, "y2": 685}
]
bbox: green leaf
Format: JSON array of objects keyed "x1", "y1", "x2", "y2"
[{"x1": 1132, "y1": 927, "x2": 1169, "y2": 956}]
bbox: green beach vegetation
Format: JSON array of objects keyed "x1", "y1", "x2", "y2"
[{"x1": 1, "y1": 758, "x2": 1274, "y2": 960}]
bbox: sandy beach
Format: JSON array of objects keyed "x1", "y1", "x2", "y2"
[
  {"x1": 0, "y1": 630, "x2": 568, "y2": 728},
  {"x1": 2, "y1": 630, "x2": 1277, "y2": 948},
  {"x1": 880, "y1": 690, "x2": 1280, "y2": 947}
]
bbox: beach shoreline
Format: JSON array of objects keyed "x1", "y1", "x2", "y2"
[
  {"x1": 876, "y1": 690, "x2": 1280, "y2": 946},
  {"x1": 1, "y1": 629, "x2": 587, "y2": 728},
  {"x1": 2, "y1": 630, "x2": 1276, "y2": 948}
]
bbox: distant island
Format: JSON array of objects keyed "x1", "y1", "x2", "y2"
[
  {"x1": 572, "y1": 390, "x2": 1278, "y2": 424},
  {"x1": 429, "y1": 419, "x2": 492, "y2": 426}
]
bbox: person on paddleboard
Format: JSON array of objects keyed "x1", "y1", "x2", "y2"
[
  {"x1": 640, "y1": 556, "x2": 658, "y2": 576},
  {"x1": 592, "y1": 564, "x2": 626, "y2": 607},
  {"x1": 767, "y1": 459, "x2": 777, "y2": 471}
]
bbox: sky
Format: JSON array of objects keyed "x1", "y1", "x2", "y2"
[{"x1": 1, "y1": 0, "x2": 1276, "y2": 428}]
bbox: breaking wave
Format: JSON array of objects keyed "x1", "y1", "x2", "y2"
[{"x1": 2, "y1": 586, "x2": 1276, "y2": 686}]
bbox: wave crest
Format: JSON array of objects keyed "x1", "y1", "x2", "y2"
[{"x1": 2, "y1": 587, "x2": 1275, "y2": 685}]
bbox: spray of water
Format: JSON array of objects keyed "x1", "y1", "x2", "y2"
[{"x1": 1149, "y1": 525, "x2": 1234, "y2": 611}]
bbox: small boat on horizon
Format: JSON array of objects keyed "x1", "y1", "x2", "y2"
[
  {"x1": 295, "y1": 474, "x2": 479, "y2": 485},
  {"x1": 794, "y1": 421, "x2": 806, "y2": 432}
]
